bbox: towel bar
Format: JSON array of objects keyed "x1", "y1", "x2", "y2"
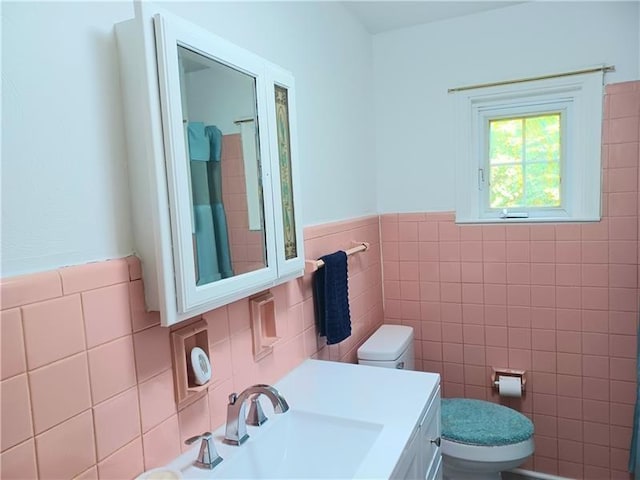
[{"x1": 305, "y1": 242, "x2": 370, "y2": 274}]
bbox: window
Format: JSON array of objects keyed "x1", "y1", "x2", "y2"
[{"x1": 454, "y1": 71, "x2": 603, "y2": 223}]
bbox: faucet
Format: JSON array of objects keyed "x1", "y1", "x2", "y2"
[
  {"x1": 184, "y1": 432, "x2": 223, "y2": 469},
  {"x1": 224, "y1": 384, "x2": 289, "y2": 445}
]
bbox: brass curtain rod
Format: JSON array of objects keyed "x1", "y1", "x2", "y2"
[{"x1": 448, "y1": 65, "x2": 615, "y2": 94}]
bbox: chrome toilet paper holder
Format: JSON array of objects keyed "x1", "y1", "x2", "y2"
[{"x1": 491, "y1": 367, "x2": 526, "y2": 394}]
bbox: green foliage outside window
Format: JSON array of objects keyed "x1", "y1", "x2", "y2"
[{"x1": 489, "y1": 114, "x2": 561, "y2": 209}]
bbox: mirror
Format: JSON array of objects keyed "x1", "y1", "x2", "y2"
[{"x1": 177, "y1": 46, "x2": 267, "y2": 286}]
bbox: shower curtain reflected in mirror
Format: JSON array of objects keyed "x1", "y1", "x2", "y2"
[
  {"x1": 205, "y1": 125, "x2": 233, "y2": 280},
  {"x1": 189, "y1": 123, "x2": 233, "y2": 285}
]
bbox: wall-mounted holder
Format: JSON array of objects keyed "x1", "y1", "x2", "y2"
[
  {"x1": 304, "y1": 241, "x2": 370, "y2": 274},
  {"x1": 171, "y1": 319, "x2": 211, "y2": 409},
  {"x1": 491, "y1": 367, "x2": 526, "y2": 398},
  {"x1": 250, "y1": 291, "x2": 279, "y2": 361}
]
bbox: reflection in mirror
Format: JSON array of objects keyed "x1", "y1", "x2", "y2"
[{"x1": 177, "y1": 45, "x2": 266, "y2": 286}]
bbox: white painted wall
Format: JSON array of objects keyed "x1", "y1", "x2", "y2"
[
  {"x1": 162, "y1": 1, "x2": 377, "y2": 227},
  {"x1": 1, "y1": 1, "x2": 375, "y2": 277},
  {"x1": 373, "y1": 1, "x2": 640, "y2": 214},
  {"x1": 3, "y1": 1, "x2": 638, "y2": 277},
  {"x1": 2, "y1": 2, "x2": 135, "y2": 277}
]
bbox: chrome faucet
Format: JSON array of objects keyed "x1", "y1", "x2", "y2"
[
  {"x1": 224, "y1": 384, "x2": 289, "y2": 445},
  {"x1": 184, "y1": 432, "x2": 223, "y2": 469}
]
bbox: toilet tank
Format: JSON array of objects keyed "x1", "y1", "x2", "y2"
[{"x1": 357, "y1": 325, "x2": 415, "y2": 370}]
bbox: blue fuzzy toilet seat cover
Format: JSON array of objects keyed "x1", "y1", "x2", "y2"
[{"x1": 441, "y1": 398, "x2": 534, "y2": 446}]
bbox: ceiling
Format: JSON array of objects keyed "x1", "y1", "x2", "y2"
[{"x1": 341, "y1": 1, "x2": 524, "y2": 34}]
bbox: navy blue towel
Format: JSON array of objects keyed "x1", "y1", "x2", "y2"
[{"x1": 313, "y1": 251, "x2": 351, "y2": 345}]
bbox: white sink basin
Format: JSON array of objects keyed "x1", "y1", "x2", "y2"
[
  {"x1": 182, "y1": 410, "x2": 383, "y2": 479},
  {"x1": 154, "y1": 360, "x2": 440, "y2": 479}
]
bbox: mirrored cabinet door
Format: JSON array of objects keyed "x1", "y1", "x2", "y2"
[
  {"x1": 177, "y1": 46, "x2": 267, "y2": 285},
  {"x1": 153, "y1": 12, "x2": 278, "y2": 314}
]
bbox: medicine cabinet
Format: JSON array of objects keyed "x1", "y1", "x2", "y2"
[{"x1": 116, "y1": 4, "x2": 304, "y2": 326}]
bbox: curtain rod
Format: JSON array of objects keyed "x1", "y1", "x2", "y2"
[{"x1": 448, "y1": 65, "x2": 615, "y2": 94}]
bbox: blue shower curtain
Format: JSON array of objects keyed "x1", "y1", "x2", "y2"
[
  {"x1": 630, "y1": 301, "x2": 640, "y2": 478},
  {"x1": 205, "y1": 126, "x2": 233, "y2": 279},
  {"x1": 187, "y1": 123, "x2": 233, "y2": 285},
  {"x1": 188, "y1": 122, "x2": 221, "y2": 285}
]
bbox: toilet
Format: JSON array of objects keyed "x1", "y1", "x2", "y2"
[{"x1": 357, "y1": 325, "x2": 534, "y2": 480}]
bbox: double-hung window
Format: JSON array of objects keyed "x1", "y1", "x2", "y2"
[{"x1": 454, "y1": 71, "x2": 604, "y2": 223}]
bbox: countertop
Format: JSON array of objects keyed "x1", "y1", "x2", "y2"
[{"x1": 164, "y1": 359, "x2": 440, "y2": 479}]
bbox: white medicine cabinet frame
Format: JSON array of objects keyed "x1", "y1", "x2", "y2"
[{"x1": 116, "y1": 3, "x2": 305, "y2": 326}]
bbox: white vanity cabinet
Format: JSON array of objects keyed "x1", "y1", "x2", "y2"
[
  {"x1": 115, "y1": 4, "x2": 304, "y2": 326},
  {"x1": 147, "y1": 360, "x2": 441, "y2": 480},
  {"x1": 392, "y1": 388, "x2": 442, "y2": 480}
]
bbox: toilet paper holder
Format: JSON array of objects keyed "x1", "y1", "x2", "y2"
[{"x1": 491, "y1": 367, "x2": 526, "y2": 394}]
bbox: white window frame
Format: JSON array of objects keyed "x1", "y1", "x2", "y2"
[{"x1": 454, "y1": 72, "x2": 603, "y2": 223}]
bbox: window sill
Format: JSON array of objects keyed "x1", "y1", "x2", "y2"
[{"x1": 455, "y1": 215, "x2": 601, "y2": 224}]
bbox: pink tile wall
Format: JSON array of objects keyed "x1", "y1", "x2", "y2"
[
  {"x1": 0, "y1": 216, "x2": 382, "y2": 479},
  {"x1": 381, "y1": 81, "x2": 640, "y2": 479},
  {"x1": 221, "y1": 133, "x2": 266, "y2": 276}
]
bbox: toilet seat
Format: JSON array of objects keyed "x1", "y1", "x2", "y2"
[
  {"x1": 440, "y1": 398, "x2": 534, "y2": 480},
  {"x1": 441, "y1": 398, "x2": 534, "y2": 446}
]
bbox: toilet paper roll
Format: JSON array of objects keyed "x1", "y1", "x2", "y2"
[{"x1": 497, "y1": 376, "x2": 522, "y2": 398}]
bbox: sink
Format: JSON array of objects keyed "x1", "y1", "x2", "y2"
[
  {"x1": 182, "y1": 410, "x2": 383, "y2": 479},
  {"x1": 154, "y1": 360, "x2": 440, "y2": 479}
]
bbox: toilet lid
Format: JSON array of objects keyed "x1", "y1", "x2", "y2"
[
  {"x1": 441, "y1": 398, "x2": 534, "y2": 446},
  {"x1": 357, "y1": 325, "x2": 413, "y2": 361}
]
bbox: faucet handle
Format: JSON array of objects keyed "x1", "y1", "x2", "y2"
[
  {"x1": 185, "y1": 431, "x2": 211, "y2": 445},
  {"x1": 185, "y1": 432, "x2": 223, "y2": 470},
  {"x1": 246, "y1": 394, "x2": 268, "y2": 426}
]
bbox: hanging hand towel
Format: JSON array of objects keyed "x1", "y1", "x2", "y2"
[{"x1": 313, "y1": 251, "x2": 351, "y2": 345}]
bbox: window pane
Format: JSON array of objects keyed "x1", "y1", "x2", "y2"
[
  {"x1": 490, "y1": 164, "x2": 523, "y2": 208},
  {"x1": 525, "y1": 161, "x2": 561, "y2": 207},
  {"x1": 489, "y1": 119, "x2": 522, "y2": 165},
  {"x1": 488, "y1": 112, "x2": 562, "y2": 211},
  {"x1": 525, "y1": 114, "x2": 560, "y2": 162}
]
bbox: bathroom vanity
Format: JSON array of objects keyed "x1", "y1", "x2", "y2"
[{"x1": 152, "y1": 360, "x2": 442, "y2": 479}]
